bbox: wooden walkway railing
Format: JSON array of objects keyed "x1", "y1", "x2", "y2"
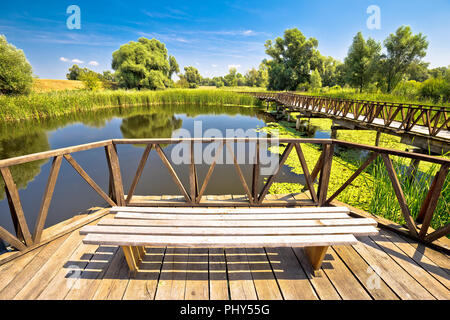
[
  {"x1": 0, "y1": 138, "x2": 449, "y2": 252},
  {"x1": 246, "y1": 92, "x2": 450, "y2": 138}
]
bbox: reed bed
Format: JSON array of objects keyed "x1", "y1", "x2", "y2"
[
  {"x1": 0, "y1": 89, "x2": 260, "y2": 122},
  {"x1": 364, "y1": 157, "x2": 449, "y2": 230}
]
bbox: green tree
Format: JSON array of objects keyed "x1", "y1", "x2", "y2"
[
  {"x1": 66, "y1": 64, "x2": 100, "y2": 81},
  {"x1": 318, "y1": 56, "x2": 343, "y2": 87},
  {"x1": 215, "y1": 79, "x2": 224, "y2": 88},
  {"x1": 420, "y1": 78, "x2": 447, "y2": 102},
  {"x1": 406, "y1": 61, "x2": 430, "y2": 82},
  {"x1": 183, "y1": 66, "x2": 202, "y2": 88},
  {"x1": 380, "y1": 26, "x2": 428, "y2": 92},
  {"x1": 244, "y1": 63, "x2": 268, "y2": 88},
  {"x1": 445, "y1": 67, "x2": 450, "y2": 82},
  {"x1": 212, "y1": 76, "x2": 225, "y2": 88},
  {"x1": 0, "y1": 35, "x2": 33, "y2": 95},
  {"x1": 264, "y1": 28, "x2": 321, "y2": 90},
  {"x1": 67, "y1": 64, "x2": 83, "y2": 80},
  {"x1": 344, "y1": 32, "x2": 381, "y2": 93},
  {"x1": 112, "y1": 37, "x2": 174, "y2": 90},
  {"x1": 310, "y1": 69, "x2": 322, "y2": 90},
  {"x1": 245, "y1": 68, "x2": 259, "y2": 87},
  {"x1": 175, "y1": 75, "x2": 190, "y2": 88},
  {"x1": 101, "y1": 70, "x2": 115, "y2": 82},
  {"x1": 224, "y1": 68, "x2": 238, "y2": 86},
  {"x1": 169, "y1": 55, "x2": 180, "y2": 78},
  {"x1": 79, "y1": 71, "x2": 102, "y2": 91},
  {"x1": 429, "y1": 67, "x2": 448, "y2": 79}
]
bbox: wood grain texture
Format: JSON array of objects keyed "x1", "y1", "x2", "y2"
[{"x1": 0, "y1": 167, "x2": 32, "y2": 246}]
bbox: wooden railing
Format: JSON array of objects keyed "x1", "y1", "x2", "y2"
[
  {"x1": 246, "y1": 92, "x2": 450, "y2": 138},
  {"x1": 0, "y1": 138, "x2": 449, "y2": 253}
]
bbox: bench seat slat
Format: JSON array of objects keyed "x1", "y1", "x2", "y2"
[
  {"x1": 98, "y1": 218, "x2": 378, "y2": 227},
  {"x1": 110, "y1": 206, "x2": 350, "y2": 214},
  {"x1": 80, "y1": 225, "x2": 379, "y2": 236},
  {"x1": 114, "y1": 212, "x2": 351, "y2": 221},
  {"x1": 82, "y1": 234, "x2": 358, "y2": 248}
]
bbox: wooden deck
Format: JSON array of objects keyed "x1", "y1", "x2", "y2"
[{"x1": 0, "y1": 204, "x2": 449, "y2": 300}]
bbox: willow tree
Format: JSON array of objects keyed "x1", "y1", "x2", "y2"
[
  {"x1": 380, "y1": 26, "x2": 428, "y2": 92},
  {"x1": 264, "y1": 28, "x2": 321, "y2": 91},
  {"x1": 112, "y1": 38, "x2": 178, "y2": 90},
  {"x1": 0, "y1": 35, "x2": 33, "y2": 95},
  {"x1": 344, "y1": 32, "x2": 381, "y2": 93},
  {"x1": 183, "y1": 66, "x2": 202, "y2": 88}
]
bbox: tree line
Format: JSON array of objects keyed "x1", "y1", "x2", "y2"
[
  {"x1": 63, "y1": 36, "x2": 269, "y2": 90},
  {"x1": 0, "y1": 25, "x2": 449, "y2": 104},
  {"x1": 263, "y1": 26, "x2": 450, "y2": 103}
]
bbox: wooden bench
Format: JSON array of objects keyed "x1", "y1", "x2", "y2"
[{"x1": 80, "y1": 206, "x2": 379, "y2": 276}]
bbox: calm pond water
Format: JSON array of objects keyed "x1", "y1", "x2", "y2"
[{"x1": 0, "y1": 104, "x2": 331, "y2": 236}]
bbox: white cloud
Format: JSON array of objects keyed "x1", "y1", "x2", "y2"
[
  {"x1": 243, "y1": 30, "x2": 254, "y2": 36},
  {"x1": 228, "y1": 64, "x2": 241, "y2": 69},
  {"x1": 88, "y1": 61, "x2": 99, "y2": 66},
  {"x1": 211, "y1": 64, "x2": 218, "y2": 68},
  {"x1": 60, "y1": 57, "x2": 69, "y2": 62},
  {"x1": 71, "y1": 59, "x2": 84, "y2": 64}
]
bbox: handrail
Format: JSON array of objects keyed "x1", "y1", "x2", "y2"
[
  {"x1": 244, "y1": 92, "x2": 450, "y2": 137},
  {"x1": 241, "y1": 91, "x2": 450, "y2": 112},
  {"x1": 0, "y1": 138, "x2": 448, "y2": 252}
]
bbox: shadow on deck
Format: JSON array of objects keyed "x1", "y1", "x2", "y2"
[{"x1": 0, "y1": 208, "x2": 449, "y2": 300}]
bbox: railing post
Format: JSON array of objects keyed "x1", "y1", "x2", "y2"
[
  {"x1": 252, "y1": 140, "x2": 260, "y2": 202},
  {"x1": 190, "y1": 141, "x2": 198, "y2": 202},
  {"x1": 105, "y1": 143, "x2": 125, "y2": 206},
  {"x1": 417, "y1": 164, "x2": 449, "y2": 238},
  {"x1": 0, "y1": 167, "x2": 33, "y2": 246},
  {"x1": 317, "y1": 144, "x2": 334, "y2": 206}
]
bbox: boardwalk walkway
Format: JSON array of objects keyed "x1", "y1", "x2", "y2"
[
  {"x1": 304, "y1": 105, "x2": 450, "y2": 141},
  {"x1": 1, "y1": 201, "x2": 449, "y2": 300},
  {"x1": 248, "y1": 92, "x2": 450, "y2": 153}
]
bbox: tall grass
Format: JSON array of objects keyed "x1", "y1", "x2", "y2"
[
  {"x1": 0, "y1": 89, "x2": 260, "y2": 122},
  {"x1": 360, "y1": 157, "x2": 449, "y2": 231}
]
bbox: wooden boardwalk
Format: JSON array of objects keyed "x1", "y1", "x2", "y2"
[
  {"x1": 1, "y1": 203, "x2": 449, "y2": 300},
  {"x1": 249, "y1": 92, "x2": 450, "y2": 153}
]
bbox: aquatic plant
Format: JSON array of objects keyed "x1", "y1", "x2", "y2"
[{"x1": 0, "y1": 89, "x2": 260, "y2": 122}]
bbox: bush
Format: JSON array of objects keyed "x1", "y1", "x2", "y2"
[
  {"x1": 392, "y1": 80, "x2": 421, "y2": 99},
  {"x1": 442, "y1": 82, "x2": 450, "y2": 102},
  {"x1": 0, "y1": 35, "x2": 33, "y2": 95},
  {"x1": 296, "y1": 82, "x2": 310, "y2": 92},
  {"x1": 331, "y1": 85, "x2": 342, "y2": 91},
  {"x1": 310, "y1": 69, "x2": 322, "y2": 90},
  {"x1": 79, "y1": 72, "x2": 102, "y2": 91},
  {"x1": 420, "y1": 78, "x2": 447, "y2": 102}
]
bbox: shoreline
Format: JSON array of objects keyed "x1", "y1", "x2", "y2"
[{"x1": 0, "y1": 89, "x2": 260, "y2": 122}]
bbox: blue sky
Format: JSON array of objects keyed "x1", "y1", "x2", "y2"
[{"x1": 0, "y1": 0, "x2": 449, "y2": 79}]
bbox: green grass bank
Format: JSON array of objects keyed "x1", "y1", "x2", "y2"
[{"x1": 0, "y1": 89, "x2": 260, "y2": 122}]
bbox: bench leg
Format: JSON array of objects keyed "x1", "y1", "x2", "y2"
[
  {"x1": 305, "y1": 246, "x2": 329, "y2": 277},
  {"x1": 138, "y1": 246, "x2": 146, "y2": 258},
  {"x1": 122, "y1": 246, "x2": 140, "y2": 274},
  {"x1": 132, "y1": 246, "x2": 143, "y2": 264}
]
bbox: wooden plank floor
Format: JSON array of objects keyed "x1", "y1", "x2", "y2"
[{"x1": 0, "y1": 205, "x2": 449, "y2": 300}]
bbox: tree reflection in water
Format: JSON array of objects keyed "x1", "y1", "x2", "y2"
[
  {"x1": 120, "y1": 112, "x2": 183, "y2": 140},
  {"x1": 0, "y1": 132, "x2": 50, "y2": 200}
]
